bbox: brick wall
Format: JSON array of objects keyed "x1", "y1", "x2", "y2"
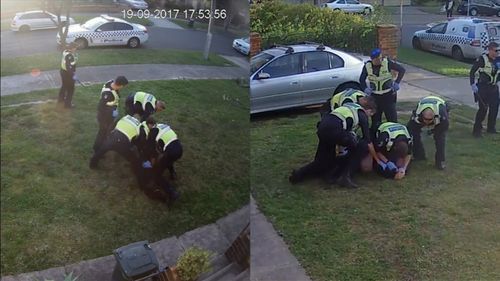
[
  {"x1": 250, "y1": 32, "x2": 262, "y2": 57},
  {"x1": 377, "y1": 24, "x2": 399, "y2": 60}
]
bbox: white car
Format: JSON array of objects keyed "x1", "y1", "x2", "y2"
[
  {"x1": 11, "y1": 10, "x2": 75, "y2": 32},
  {"x1": 323, "y1": 0, "x2": 374, "y2": 14},
  {"x1": 57, "y1": 15, "x2": 148, "y2": 48},
  {"x1": 117, "y1": 0, "x2": 149, "y2": 10},
  {"x1": 233, "y1": 37, "x2": 250, "y2": 56},
  {"x1": 412, "y1": 18, "x2": 500, "y2": 61}
]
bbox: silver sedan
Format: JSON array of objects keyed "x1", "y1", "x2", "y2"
[{"x1": 250, "y1": 44, "x2": 365, "y2": 114}]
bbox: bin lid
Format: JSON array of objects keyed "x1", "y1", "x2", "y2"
[{"x1": 113, "y1": 240, "x2": 159, "y2": 278}]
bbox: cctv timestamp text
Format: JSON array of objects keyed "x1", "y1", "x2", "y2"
[{"x1": 122, "y1": 9, "x2": 227, "y2": 20}]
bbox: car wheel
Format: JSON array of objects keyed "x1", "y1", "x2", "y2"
[
  {"x1": 412, "y1": 37, "x2": 421, "y2": 50},
  {"x1": 334, "y1": 83, "x2": 361, "y2": 94},
  {"x1": 452, "y1": 46, "x2": 464, "y2": 61},
  {"x1": 470, "y1": 8, "x2": 478, "y2": 16},
  {"x1": 74, "y1": 38, "x2": 88, "y2": 49},
  {"x1": 334, "y1": 8, "x2": 341, "y2": 12},
  {"x1": 19, "y1": 25, "x2": 30, "y2": 32},
  {"x1": 128, "y1": 37, "x2": 140, "y2": 48},
  {"x1": 364, "y1": 7, "x2": 371, "y2": 15}
]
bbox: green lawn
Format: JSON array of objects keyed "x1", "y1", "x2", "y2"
[
  {"x1": 251, "y1": 103, "x2": 500, "y2": 281},
  {"x1": 0, "y1": 79, "x2": 249, "y2": 275},
  {"x1": 416, "y1": 2, "x2": 445, "y2": 14},
  {"x1": 398, "y1": 47, "x2": 471, "y2": 77},
  {"x1": 0, "y1": 49, "x2": 233, "y2": 76}
]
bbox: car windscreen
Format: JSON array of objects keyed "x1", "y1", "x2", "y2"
[
  {"x1": 251, "y1": 52, "x2": 275, "y2": 74},
  {"x1": 82, "y1": 18, "x2": 106, "y2": 30},
  {"x1": 242, "y1": 37, "x2": 250, "y2": 44}
]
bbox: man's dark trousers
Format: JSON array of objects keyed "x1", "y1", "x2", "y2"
[{"x1": 473, "y1": 83, "x2": 499, "y2": 133}]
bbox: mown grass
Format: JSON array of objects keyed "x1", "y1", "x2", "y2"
[
  {"x1": 398, "y1": 47, "x2": 471, "y2": 77},
  {"x1": 0, "y1": 49, "x2": 233, "y2": 76},
  {"x1": 251, "y1": 102, "x2": 500, "y2": 281},
  {"x1": 0, "y1": 79, "x2": 249, "y2": 275}
]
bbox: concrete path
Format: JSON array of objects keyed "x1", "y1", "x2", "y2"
[
  {"x1": 250, "y1": 198, "x2": 312, "y2": 281},
  {"x1": 0, "y1": 63, "x2": 247, "y2": 96},
  {"x1": 149, "y1": 18, "x2": 184, "y2": 29},
  {"x1": 1, "y1": 205, "x2": 250, "y2": 281},
  {"x1": 221, "y1": 55, "x2": 250, "y2": 71}
]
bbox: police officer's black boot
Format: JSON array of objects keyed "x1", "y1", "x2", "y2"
[
  {"x1": 288, "y1": 169, "x2": 301, "y2": 184},
  {"x1": 338, "y1": 168, "x2": 359, "y2": 189},
  {"x1": 165, "y1": 188, "x2": 180, "y2": 207}
]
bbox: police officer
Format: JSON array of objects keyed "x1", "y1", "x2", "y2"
[
  {"x1": 321, "y1": 88, "x2": 369, "y2": 115},
  {"x1": 407, "y1": 96, "x2": 449, "y2": 170},
  {"x1": 470, "y1": 42, "x2": 500, "y2": 137},
  {"x1": 289, "y1": 100, "x2": 383, "y2": 188},
  {"x1": 89, "y1": 115, "x2": 156, "y2": 184},
  {"x1": 125, "y1": 92, "x2": 166, "y2": 121},
  {"x1": 374, "y1": 122, "x2": 413, "y2": 180},
  {"x1": 144, "y1": 123, "x2": 182, "y2": 204},
  {"x1": 58, "y1": 42, "x2": 78, "y2": 109},
  {"x1": 360, "y1": 48, "x2": 406, "y2": 136},
  {"x1": 93, "y1": 76, "x2": 129, "y2": 152}
]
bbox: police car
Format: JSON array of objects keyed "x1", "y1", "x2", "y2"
[
  {"x1": 412, "y1": 18, "x2": 500, "y2": 61},
  {"x1": 57, "y1": 15, "x2": 148, "y2": 48}
]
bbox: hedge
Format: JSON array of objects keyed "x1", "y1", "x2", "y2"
[{"x1": 250, "y1": 0, "x2": 383, "y2": 54}]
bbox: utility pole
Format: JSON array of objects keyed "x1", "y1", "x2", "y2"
[{"x1": 203, "y1": 0, "x2": 215, "y2": 60}]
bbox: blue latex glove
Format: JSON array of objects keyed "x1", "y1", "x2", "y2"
[
  {"x1": 364, "y1": 87, "x2": 373, "y2": 95},
  {"x1": 392, "y1": 82, "x2": 400, "y2": 92},
  {"x1": 142, "y1": 161, "x2": 152, "y2": 169},
  {"x1": 112, "y1": 109, "x2": 119, "y2": 118},
  {"x1": 72, "y1": 74, "x2": 77, "y2": 81},
  {"x1": 471, "y1": 83, "x2": 479, "y2": 94},
  {"x1": 378, "y1": 161, "x2": 387, "y2": 170},
  {"x1": 386, "y1": 161, "x2": 398, "y2": 171}
]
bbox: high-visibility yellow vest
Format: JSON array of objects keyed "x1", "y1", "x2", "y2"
[
  {"x1": 60, "y1": 50, "x2": 77, "y2": 71},
  {"x1": 115, "y1": 115, "x2": 141, "y2": 141},
  {"x1": 331, "y1": 103, "x2": 362, "y2": 131},
  {"x1": 366, "y1": 58, "x2": 393, "y2": 95},
  {"x1": 140, "y1": 121, "x2": 151, "y2": 137},
  {"x1": 102, "y1": 82, "x2": 119, "y2": 107},
  {"x1": 478, "y1": 54, "x2": 499, "y2": 84},
  {"x1": 415, "y1": 96, "x2": 446, "y2": 126},
  {"x1": 133, "y1": 92, "x2": 157, "y2": 111},
  {"x1": 377, "y1": 122, "x2": 411, "y2": 152},
  {"x1": 330, "y1": 88, "x2": 366, "y2": 110},
  {"x1": 155, "y1": 123, "x2": 178, "y2": 152}
]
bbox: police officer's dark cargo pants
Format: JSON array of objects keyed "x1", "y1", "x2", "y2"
[
  {"x1": 93, "y1": 109, "x2": 115, "y2": 152},
  {"x1": 153, "y1": 140, "x2": 183, "y2": 198},
  {"x1": 294, "y1": 115, "x2": 358, "y2": 181},
  {"x1": 407, "y1": 116, "x2": 449, "y2": 164},
  {"x1": 473, "y1": 84, "x2": 499, "y2": 133},
  {"x1": 58, "y1": 69, "x2": 75, "y2": 108},
  {"x1": 371, "y1": 91, "x2": 398, "y2": 136}
]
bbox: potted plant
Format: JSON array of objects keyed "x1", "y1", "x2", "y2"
[{"x1": 165, "y1": 247, "x2": 213, "y2": 281}]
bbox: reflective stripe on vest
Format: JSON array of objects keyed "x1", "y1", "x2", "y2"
[
  {"x1": 155, "y1": 123, "x2": 178, "y2": 151},
  {"x1": 330, "y1": 89, "x2": 366, "y2": 111},
  {"x1": 478, "y1": 54, "x2": 499, "y2": 84},
  {"x1": 102, "y1": 82, "x2": 119, "y2": 107},
  {"x1": 331, "y1": 103, "x2": 362, "y2": 131},
  {"x1": 115, "y1": 115, "x2": 141, "y2": 141},
  {"x1": 140, "y1": 121, "x2": 150, "y2": 137},
  {"x1": 415, "y1": 96, "x2": 446, "y2": 126},
  {"x1": 366, "y1": 58, "x2": 393, "y2": 95},
  {"x1": 60, "y1": 50, "x2": 76, "y2": 71},
  {"x1": 133, "y1": 92, "x2": 157, "y2": 111},
  {"x1": 377, "y1": 122, "x2": 411, "y2": 152}
]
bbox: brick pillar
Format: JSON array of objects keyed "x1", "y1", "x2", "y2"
[
  {"x1": 376, "y1": 24, "x2": 399, "y2": 60},
  {"x1": 250, "y1": 32, "x2": 262, "y2": 57}
]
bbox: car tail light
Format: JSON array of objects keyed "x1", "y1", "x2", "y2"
[{"x1": 471, "y1": 39, "x2": 481, "y2": 46}]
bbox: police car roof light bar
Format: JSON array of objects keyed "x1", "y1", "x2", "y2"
[{"x1": 100, "y1": 14, "x2": 115, "y2": 21}]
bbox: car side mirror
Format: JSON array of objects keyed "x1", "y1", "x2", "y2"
[
  {"x1": 257, "y1": 72, "x2": 271, "y2": 80},
  {"x1": 96, "y1": 29, "x2": 102, "y2": 32},
  {"x1": 425, "y1": 29, "x2": 431, "y2": 33}
]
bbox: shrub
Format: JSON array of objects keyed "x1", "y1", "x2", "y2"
[
  {"x1": 176, "y1": 247, "x2": 213, "y2": 281},
  {"x1": 251, "y1": 0, "x2": 380, "y2": 54}
]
